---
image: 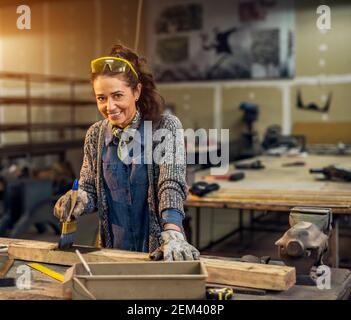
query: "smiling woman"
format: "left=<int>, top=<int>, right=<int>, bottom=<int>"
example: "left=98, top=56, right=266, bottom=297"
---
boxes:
left=93, top=75, right=141, bottom=128
left=53, top=43, right=200, bottom=262
left=91, top=45, right=164, bottom=125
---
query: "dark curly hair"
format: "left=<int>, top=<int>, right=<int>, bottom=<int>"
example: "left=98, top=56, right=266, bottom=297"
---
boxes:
left=91, top=43, right=164, bottom=123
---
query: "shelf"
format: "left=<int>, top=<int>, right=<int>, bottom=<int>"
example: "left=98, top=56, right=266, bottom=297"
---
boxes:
left=0, top=71, right=89, bottom=84
left=0, top=71, right=94, bottom=160
left=0, top=96, right=95, bottom=106
left=0, top=140, right=84, bottom=158
left=0, top=123, right=91, bottom=132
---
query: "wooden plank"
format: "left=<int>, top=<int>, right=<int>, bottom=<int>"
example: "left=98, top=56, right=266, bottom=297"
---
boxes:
left=0, top=238, right=295, bottom=291
left=202, top=258, right=295, bottom=291
left=0, top=255, right=14, bottom=278
left=2, top=239, right=149, bottom=265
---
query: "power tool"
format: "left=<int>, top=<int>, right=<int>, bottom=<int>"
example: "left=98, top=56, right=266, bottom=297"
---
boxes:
left=189, top=181, right=220, bottom=197
left=310, top=165, right=351, bottom=182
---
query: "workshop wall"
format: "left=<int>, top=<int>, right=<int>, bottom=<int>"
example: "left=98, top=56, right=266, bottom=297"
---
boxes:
left=295, top=0, right=351, bottom=76
left=222, top=87, right=282, bottom=141
left=290, top=0, right=351, bottom=143
left=0, top=0, right=146, bottom=75
left=291, top=83, right=351, bottom=123
left=157, top=1, right=351, bottom=144
left=1, top=1, right=350, bottom=144
left=159, top=87, right=214, bottom=130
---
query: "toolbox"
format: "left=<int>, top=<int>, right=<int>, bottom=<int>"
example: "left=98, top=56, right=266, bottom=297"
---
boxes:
left=63, top=260, right=208, bottom=300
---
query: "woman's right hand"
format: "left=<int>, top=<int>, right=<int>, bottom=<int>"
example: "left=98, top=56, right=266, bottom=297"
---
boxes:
left=53, top=189, right=89, bottom=222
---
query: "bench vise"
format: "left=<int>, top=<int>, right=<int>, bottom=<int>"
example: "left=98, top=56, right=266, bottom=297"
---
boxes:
left=275, top=207, right=332, bottom=276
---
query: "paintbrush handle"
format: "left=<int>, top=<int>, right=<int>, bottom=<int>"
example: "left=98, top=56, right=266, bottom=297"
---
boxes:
left=66, top=189, right=78, bottom=222
left=66, top=179, right=79, bottom=222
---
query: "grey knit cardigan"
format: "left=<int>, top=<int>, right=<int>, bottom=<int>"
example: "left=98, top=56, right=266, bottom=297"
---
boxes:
left=78, top=114, right=188, bottom=252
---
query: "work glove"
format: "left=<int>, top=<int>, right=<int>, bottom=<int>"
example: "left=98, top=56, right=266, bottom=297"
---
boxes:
left=150, top=230, right=200, bottom=261
left=53, top=189, right=89, bottom=222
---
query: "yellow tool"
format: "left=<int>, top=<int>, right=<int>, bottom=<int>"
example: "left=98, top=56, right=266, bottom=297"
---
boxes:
left=206, top=287, right=234, bottom=300
left=27, top=263, right=64, bottom=282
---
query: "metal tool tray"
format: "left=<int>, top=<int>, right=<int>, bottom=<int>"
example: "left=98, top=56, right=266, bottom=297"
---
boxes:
left=63, top=260, right=207, bottom=300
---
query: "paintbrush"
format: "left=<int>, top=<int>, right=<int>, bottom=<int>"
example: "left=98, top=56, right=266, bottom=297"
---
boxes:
left=58, top=179, right=78, bottom=250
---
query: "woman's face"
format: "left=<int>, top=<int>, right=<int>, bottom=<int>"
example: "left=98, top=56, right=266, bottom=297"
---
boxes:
left=93, top=75, right=141, bottom=128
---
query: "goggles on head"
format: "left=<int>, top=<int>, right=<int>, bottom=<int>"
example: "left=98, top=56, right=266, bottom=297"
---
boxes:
left=90, top=56, right=138, bottom=79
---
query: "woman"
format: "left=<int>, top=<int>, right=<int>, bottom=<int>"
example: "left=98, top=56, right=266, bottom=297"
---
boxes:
left=54, top=44, right=200, bottom=261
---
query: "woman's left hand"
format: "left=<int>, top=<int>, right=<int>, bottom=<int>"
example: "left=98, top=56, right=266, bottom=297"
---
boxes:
left=149, top=230, right=200, bottom=261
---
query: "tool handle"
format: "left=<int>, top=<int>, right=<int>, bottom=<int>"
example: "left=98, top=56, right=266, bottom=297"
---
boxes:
left=66, top=179, right=79, bottom=222
left=235, top=160, right=264, bottom=170
left=309, top=168, right=325, bottom=174
left=211, top=175, right=228, bottom=180
left=229, top=172, right=245, bottom=181
left=207, top=183, right=220, bottom=193
left=75, top=249, right=93, bottom=276
left=202, top=175, right=230, bottom=180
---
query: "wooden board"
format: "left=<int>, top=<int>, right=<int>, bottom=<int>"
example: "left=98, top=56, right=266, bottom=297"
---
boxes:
left=202, top=258, right=296, bottom=291
left=0, top=238, right=295, bottom=291
left=293, top=122, right=351, bottom=144
left=2, top=238, right=149, bottom=265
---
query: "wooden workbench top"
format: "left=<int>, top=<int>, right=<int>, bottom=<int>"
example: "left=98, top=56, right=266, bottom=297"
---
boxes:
left=186, top=155, right=351, bottom=213
left=1, top=253, right=350, bottom=300
left=0, top=237, right=296, bottom=296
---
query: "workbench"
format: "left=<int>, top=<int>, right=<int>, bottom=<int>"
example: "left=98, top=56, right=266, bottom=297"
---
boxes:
left=1, top=254, right=350, bottom=300
left=235, top=267, right=351, bottom=300
left=185, top=155, right=351, bottom=267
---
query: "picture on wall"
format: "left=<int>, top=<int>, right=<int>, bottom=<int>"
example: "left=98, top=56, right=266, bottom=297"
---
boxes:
left=147, top=0, right=295, bottom=82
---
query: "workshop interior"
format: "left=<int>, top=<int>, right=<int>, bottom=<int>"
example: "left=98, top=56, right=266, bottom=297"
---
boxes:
left=0, top=0, right=351, bottom=301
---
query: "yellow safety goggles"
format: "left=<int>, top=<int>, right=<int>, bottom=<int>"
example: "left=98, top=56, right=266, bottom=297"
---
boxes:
left=90, top=56, right=138, bottom=79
